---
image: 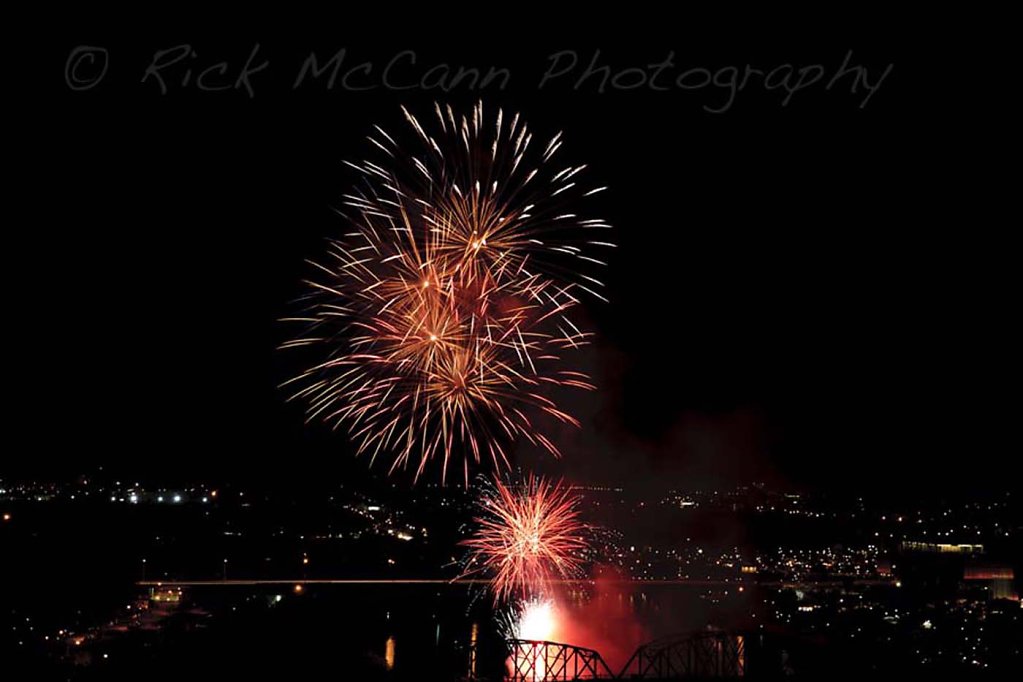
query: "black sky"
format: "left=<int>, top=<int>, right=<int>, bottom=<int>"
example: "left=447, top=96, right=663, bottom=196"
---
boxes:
left=8, top=23, right=1016, bottom=497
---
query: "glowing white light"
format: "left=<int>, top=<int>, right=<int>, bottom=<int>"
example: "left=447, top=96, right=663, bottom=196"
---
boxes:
left=516, top=598, right=556, bottom=641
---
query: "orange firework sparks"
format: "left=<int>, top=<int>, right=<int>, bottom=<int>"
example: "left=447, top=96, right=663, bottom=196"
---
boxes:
left=282, top=102, right=610, bottom=483
left=461, top=475, right=587, bottom=602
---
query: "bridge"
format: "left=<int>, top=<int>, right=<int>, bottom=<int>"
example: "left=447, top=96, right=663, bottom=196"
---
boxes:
left=618, top=632, right=746, bottom=678
left=506, top=639, right=616, bottom=681
left=137, top=577, right=890, bottom=588
left=500, top=631, right=748, bottom=680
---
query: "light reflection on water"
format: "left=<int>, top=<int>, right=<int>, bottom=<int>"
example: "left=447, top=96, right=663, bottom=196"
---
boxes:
left=470, top=622, right=479, bottom=677
left=384, top=635, right=395, bottom=671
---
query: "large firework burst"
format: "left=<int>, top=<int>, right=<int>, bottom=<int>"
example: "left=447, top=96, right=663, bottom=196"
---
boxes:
left=282, top=102, right=610, bottom=482
left=461, top=475, right=588, bottom=603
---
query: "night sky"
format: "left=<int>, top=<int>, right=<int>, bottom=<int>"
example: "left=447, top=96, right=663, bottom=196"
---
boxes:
left=9, top=25, right=1014, bottom=496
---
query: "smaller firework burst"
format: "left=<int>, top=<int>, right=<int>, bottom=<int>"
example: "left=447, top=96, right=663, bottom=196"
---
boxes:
left=461, top=475, right=588, bottom=603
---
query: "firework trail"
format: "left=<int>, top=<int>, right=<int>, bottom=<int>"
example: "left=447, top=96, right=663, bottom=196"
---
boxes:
left=461, top=474, right=588, bottom=603
left=282, top=102, right=610, bottom=483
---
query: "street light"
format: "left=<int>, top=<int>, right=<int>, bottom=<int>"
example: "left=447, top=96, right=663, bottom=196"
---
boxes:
left=223, top=558, right=228, bottom=581
left=141, top=558, right=147, bottom=582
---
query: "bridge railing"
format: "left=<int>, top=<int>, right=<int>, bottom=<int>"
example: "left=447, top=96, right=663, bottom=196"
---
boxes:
left=505, top=639, right=616, bottom=681
left=618, top=632, right=746, bottom=679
